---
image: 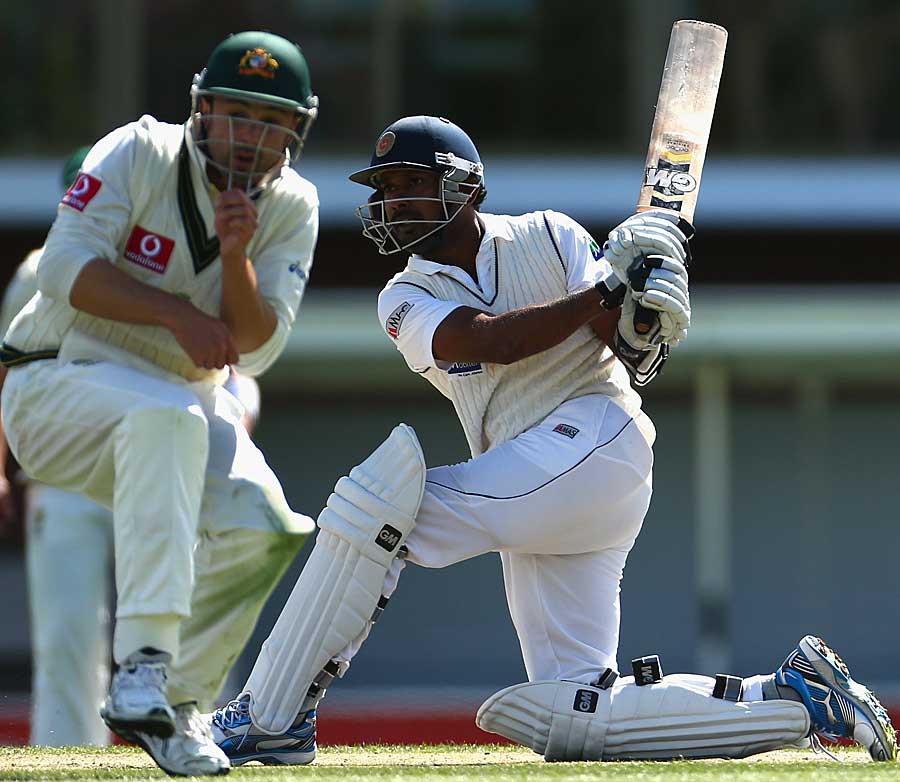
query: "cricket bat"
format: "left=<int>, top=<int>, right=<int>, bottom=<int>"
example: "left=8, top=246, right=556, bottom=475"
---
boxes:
left=632, top=19, right=728, bottom=334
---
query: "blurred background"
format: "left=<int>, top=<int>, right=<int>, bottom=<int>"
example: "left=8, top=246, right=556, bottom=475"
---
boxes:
left=1, top=0, right=899, bottom=745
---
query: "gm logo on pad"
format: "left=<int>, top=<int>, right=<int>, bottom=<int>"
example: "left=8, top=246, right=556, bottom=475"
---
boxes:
left=375, top=524, right=402, bottom=552
left=573, top=689, right=598, bottom=713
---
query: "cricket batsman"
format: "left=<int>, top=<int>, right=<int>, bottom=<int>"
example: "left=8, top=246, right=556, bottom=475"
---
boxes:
left=0, top=31, right=320, bottom=776
left=207, top=116, right=896, bottom=766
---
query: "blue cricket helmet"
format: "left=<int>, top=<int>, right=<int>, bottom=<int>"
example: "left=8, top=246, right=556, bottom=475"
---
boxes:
left=350, top=116, right=486, bottom=255
left=349, top=116, right=484, bottom=188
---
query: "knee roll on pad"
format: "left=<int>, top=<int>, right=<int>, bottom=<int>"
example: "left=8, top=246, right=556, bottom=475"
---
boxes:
left=245, top=424, right=425, bottom=734
left=477, top=675, right=810, bottom=761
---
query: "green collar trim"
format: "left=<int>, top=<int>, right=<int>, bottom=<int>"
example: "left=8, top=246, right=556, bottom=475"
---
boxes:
left=177, top=141, right=220, bottom=274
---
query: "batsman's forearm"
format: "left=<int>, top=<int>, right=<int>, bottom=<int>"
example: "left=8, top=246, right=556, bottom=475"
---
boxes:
left=219, top=253, right=277, bottom=353
left=69, top=258, right=190, bottom=328
left=466, top=287, right=610, bottom=365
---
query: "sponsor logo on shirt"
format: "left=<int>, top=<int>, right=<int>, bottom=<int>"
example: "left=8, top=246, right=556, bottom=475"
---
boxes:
left=385, top=301, right=413, bottom=339
left=124, top=226, right=175, bottom=274
left=288, top=261, right=308, bottom=282
left=61, top=173, right=102, bottom=212
left=447, top=362, right=482, bottom=376
left=553, top=423, right=580, bottom=438
left=589, top=238, right=603, bottom=261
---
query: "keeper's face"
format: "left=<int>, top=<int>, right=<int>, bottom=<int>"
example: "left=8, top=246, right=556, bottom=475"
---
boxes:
left=200, top=97, right=299, bottom=190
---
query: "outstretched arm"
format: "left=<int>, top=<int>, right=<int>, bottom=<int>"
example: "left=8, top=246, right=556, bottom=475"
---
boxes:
left=432, top=284, right=621, bottom=366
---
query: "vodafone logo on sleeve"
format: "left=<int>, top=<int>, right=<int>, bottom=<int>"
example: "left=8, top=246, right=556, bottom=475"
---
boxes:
left=124, top=226, right=175, bottom=273
left=61, top=173, right=102, bottom=212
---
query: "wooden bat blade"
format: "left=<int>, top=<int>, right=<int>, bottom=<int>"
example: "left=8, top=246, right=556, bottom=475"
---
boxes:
left=637, top=20, right=727, bottom=224
left=632, top=19, right=727, bottom=336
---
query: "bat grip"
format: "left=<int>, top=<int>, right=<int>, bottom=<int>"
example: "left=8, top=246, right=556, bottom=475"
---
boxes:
left=633, top=302, right=657, bottom=335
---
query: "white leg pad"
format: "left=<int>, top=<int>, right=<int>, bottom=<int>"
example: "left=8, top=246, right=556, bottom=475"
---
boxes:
left=477, top=675, right=810, bottom=761
left=245, top=424, right=425, bottom=734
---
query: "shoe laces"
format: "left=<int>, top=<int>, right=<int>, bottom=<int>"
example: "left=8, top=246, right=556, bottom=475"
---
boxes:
left=809, top=732, right=842, bottom=762
left=217, top=695, right=251, bottom=730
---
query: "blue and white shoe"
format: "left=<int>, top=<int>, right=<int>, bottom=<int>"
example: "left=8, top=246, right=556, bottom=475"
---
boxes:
left=209, top=694, right=316, bottom=766
left=777, top=635, right=897, bottom=761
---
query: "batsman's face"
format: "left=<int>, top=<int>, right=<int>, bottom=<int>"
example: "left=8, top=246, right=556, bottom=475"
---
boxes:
left=200, top=97, right=299, bottom=190
left=375, top=169, right=442, bottom=245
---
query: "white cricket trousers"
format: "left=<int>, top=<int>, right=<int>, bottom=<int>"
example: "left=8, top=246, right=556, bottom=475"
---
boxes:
left=334, top=394, right=652, bottom=683
left=26, top=485, right=113, bottom=746
left=243, top=394, right=653, bottom=730
left=3, top=349, right=311, bottom=707
left=405, top=394, right=654, bottom=681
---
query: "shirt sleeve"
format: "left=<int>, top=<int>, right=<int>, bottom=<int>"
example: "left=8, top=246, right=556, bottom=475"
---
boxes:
left=377, top=282, right=463, bottom=373
left=235, top=194, right=319, bottom=377
left=37, top=120, right=142, bottom=302
left=544, top=210, right=617, bottom=294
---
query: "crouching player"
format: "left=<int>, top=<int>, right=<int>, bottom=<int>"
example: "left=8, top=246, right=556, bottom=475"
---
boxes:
left=207, top=116, right=896, bottom=765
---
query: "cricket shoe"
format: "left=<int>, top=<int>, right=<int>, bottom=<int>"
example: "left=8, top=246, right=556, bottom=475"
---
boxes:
left=100, top=660, right=175, bottom=738
left=776, top=635, right=897, bottom=761
left=210, top=693, right=316, bottom=765
left=122, top=702, right=230, bottom=777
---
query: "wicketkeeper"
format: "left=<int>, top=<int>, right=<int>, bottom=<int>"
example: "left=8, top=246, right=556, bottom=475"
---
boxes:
left=0, top=30, right=321, bottom=776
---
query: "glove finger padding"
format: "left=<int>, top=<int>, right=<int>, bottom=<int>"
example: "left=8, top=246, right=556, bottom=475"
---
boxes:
left=604, top=212, right=691, bottom=285
left=619, top=209, right=691, bottom=247
left=636, top=289, right=690, bottom=334
left=606, top=225, right=688, bottom=265
left=629, top=255, right=688, bottom=290
left=638, top=278, right=690, bottom=312
left=604, top=231, right=687, bottom=286
left=656, top=310, right=688, bottom=345
left=638, top=270, right=689, bottom=306
left=648, top=265, right=690, bottom=290
left=628, top=255, right=690, bottom=325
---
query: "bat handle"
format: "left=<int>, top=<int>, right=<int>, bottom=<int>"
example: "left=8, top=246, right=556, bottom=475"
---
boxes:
left=633, top=302, right=657, bottom=335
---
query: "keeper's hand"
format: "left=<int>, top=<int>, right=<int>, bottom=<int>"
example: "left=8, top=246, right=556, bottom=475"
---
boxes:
left=603, top=210, right=691, bottom=287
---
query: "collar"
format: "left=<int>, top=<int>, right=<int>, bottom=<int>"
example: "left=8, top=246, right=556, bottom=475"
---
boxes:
left=477, top=212, right=516, bottom=243
left=407, top=212, right=512, bottom=275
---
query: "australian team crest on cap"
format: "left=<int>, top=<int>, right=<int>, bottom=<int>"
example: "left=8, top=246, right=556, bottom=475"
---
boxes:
left=375, top=131, right=396, bottom=157
left=239, top=48, right=279, bottom=79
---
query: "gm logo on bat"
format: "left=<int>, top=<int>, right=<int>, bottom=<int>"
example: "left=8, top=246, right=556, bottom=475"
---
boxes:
left=644, top=167, right=697, bottom=194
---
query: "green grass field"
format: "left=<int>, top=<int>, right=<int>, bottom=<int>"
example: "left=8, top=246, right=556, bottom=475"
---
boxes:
left=0, top=744, right=893, bottom=782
